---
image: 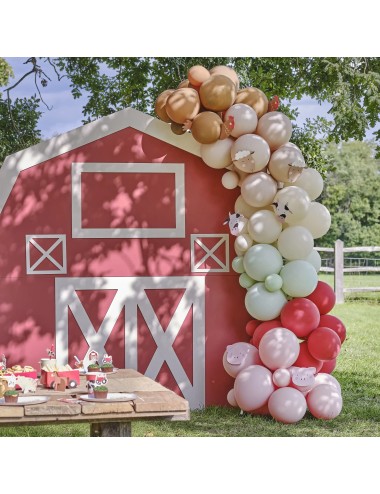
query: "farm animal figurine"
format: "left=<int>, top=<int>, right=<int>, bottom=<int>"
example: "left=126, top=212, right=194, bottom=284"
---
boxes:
left=102, top=353, right=113, bottom=365
left=272, top=201, right=292, bottom=223
left=89, top=350, right=99, bottom=364
left=232, top=149, right=256, bottom=173
left=0, top=354, right=6, bottom=371
left=1, top=374, right=17, bottom=389
left=15, top=376, right=38, bottom=394
left=220, top=115, right=235, bottom=139
left=289, top=366, right=316, bottom=395
left=223, top=212, right=248, bottom=236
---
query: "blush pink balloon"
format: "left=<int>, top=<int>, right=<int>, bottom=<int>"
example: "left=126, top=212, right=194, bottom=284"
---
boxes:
left=234, top=365, right=275, bottom=412
left=223, top=342, right=261, bottom=378
left=307, top=384, right=343, bottom=420
left=273, top=368, right=291, bottom=388
left=268, top=387, right=307, bottom=423
left=227, top=389, right=238, bottom=407
left=259, top=327, right=300, bottom=371
left=313, top=373, right=341, bottom=394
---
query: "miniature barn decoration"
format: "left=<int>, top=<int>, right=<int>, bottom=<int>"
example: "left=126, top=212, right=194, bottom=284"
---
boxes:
left=0, top=108, right=249, bottom=409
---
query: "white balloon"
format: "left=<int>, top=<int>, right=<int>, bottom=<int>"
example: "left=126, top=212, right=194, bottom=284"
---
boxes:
left=284, top=168, right=324, bottom=201
left=248, top=210, right=283, bottom=244
left=222, top=171, right=239, bottom=189
left=256, top=111, right=292, bottom=151
left=245, top=282, right=287, bottom=321
left=243, top=244, right=283, bottom=281
left=224, top=103, right=258, bottom=138
left=200, top=138, right=234, bottom=169
left=272, top=186, right=310, bottom=224
left=294, top=202, right=331, bottom=239
left=277, top=225, right=314, bottom=261
left=304, top=249, right=322, bottom=272
left=280, top=260, right=318, bottom=297
left=231, top=134, right=271, bottom=173
left=241, top=172, right=278, bottom=208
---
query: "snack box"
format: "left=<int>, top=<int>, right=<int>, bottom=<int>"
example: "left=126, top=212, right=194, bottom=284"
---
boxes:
left=40, top=369, right=80, bottom=389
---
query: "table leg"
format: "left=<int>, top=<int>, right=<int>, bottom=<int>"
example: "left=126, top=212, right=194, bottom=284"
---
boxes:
left=90, top=422, right=132, bottom=437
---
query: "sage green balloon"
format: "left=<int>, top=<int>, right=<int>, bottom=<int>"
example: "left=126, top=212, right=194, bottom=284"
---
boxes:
left=280, top=260, right=318, bottom=297
left=243, top=244, right=283, bottom=281
left=245, top=282, right=287, bottom=321
left=232, top=256, right=245, bottom=274
left=239, top=273, right=255, bottom=289
left=265, top=274, right=283, bottom=292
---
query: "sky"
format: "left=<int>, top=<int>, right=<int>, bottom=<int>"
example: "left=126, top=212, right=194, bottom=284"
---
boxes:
left=3, top=56, right=342, bottom=141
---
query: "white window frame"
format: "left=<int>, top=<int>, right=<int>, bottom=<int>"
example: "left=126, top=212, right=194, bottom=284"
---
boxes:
left=25, top=234, right=67, bottom=275
left=71, top=162, right=185, bottom=239
left=190, top=234, right=230, bottom=273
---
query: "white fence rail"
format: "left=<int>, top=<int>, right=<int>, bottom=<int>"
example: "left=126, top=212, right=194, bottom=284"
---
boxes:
left=315, top=240, right=380, bottom=303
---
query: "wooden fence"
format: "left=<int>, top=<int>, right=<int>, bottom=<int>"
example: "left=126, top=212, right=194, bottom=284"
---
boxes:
left=316, top=240, right=380, bottom=303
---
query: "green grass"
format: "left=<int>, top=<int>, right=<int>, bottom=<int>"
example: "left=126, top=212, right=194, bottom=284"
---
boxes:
left=319, top=273, right=380, bottom=303
left=0, top=303, right=379, bottom=437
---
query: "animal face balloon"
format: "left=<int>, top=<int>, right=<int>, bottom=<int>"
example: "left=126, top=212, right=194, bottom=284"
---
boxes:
left=289, top=366, right=316, bottom=394
left=272, top=186, right=310, bottom=224
left=223, top=212, right=248, bottom=236
left=222, top=342, right=260, bottom=378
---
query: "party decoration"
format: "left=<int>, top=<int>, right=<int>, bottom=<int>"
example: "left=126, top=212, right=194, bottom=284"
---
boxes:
left=268, top=387, right=307, bottom=423
left=307, top=384, right=343, bottom=420
left=307, top=327, right=342, bottom=361
left=259, top=327, right=300, bottom=371
left=223, top=342, right=260, bottom=378
left=154, top=62, right=346, bottom=423
left=234, top=365, right=274, bottom=411
left=280, top=298, right=320, bottom=338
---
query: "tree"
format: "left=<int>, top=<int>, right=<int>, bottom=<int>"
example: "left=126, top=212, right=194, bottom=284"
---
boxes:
left=319, top=141, right=380, bottom=247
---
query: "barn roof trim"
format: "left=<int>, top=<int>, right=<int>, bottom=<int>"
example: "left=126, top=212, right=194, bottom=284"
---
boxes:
left=0, top=107, right=201, bottom=213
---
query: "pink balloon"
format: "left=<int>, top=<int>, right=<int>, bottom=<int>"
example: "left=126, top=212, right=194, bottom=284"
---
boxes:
left=307, top=384, right=343, bottom=420
left=223, top=342, right=261, bottom=378
left=234, top=365, right=275, bottom=411
left=273, top=368, right=291, bottom=387
left=259, top=327, right=300, bottom=371
left=227, top=389, right=238, bottom=407
left=268, top=387, right=307, bottom=423
left=313, top=373, right=341, bottom=394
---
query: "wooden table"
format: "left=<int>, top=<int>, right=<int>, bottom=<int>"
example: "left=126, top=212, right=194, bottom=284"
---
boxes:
left=0, top=369, right=190, bottom=436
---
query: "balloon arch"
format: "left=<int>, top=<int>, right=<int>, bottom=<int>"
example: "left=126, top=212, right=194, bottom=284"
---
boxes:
left=155, top=64, right=345, bottom=423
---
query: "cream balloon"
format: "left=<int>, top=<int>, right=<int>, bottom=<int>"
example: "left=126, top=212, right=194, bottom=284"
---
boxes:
left=243, top=244, right=283, bottom=281
left=273, top=368, right=291, bottom=387
left=294, top=202, right=331, bottom=239
left=268, top=387, right=307, bottom=423
left=248, top=210, right=283, bottom=244
left=277, top=225, right=314, bottom=261
left=307, top=384, right=343, bottom=420
left=231, top=134, right=270, bottom=173
left=304, top=249, right=322, bottom=272
left=222, top=171, right=239, bottom=189
left=241, top=172, right=278, bottom=208
left=235, top=195, right=272, bottom=218
left=272, top=186, right=310, bottom=224
left=234, top=365, right=275, bottom=411
left=200, top=138, right=234, bottom=169
left=259, top=328, right=300, bottom=371
left=268, top=144, right=305, bottom=183
left=245, top=283, right=287, bottom=321
left=280, top=260, right=319, bottom=297
left=284, top=167, right=324, bottom=201
left=224, top=103, right=258, bottom=138
left=256, top=111, right=292, bottom=151
left=235, top=234, right=253, bottom=253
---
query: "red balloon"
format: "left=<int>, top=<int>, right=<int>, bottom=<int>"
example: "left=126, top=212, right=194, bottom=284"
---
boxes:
left=306, top=281, right=336, bottom=314
left=319, top=314, right=346, bottom=343
left=307, top=327, right=341, bottom=361
left=251, top=319, right=282, bottom=347
left=293, top=341, right=323, bottom=372
left=320, top=358, right=337, bottom=374
left=246, top=319, right=261, bottom=337
left=280, top=298, right=320, bottom=338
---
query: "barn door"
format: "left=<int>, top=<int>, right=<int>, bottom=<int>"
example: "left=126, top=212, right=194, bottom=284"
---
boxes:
left=55, top=276, right=205, bottom=408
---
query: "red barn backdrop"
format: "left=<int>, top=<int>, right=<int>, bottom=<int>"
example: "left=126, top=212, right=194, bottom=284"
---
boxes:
left=0, top=108, right=249, bottom=408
